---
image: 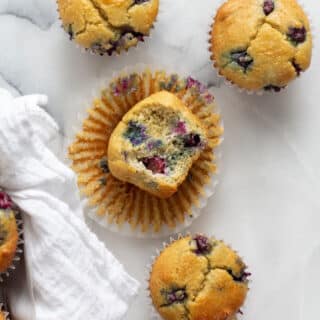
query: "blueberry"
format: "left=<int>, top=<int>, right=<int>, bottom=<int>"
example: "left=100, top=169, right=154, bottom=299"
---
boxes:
left=190, top=235, right=212, bottom=254
left=165, top=289, right=187, bottom=304
left=287, top=26, right=307, bottom=45
left=141, top=156, right=166, bottom=174
left=0, top=192, right=13, bottom=210
left=230, top=50, right=253, bottom=71
left=184, top=133, right=201, bottom=148
left=263, top=0, right=274, bottom=15
left=124, top=121, right=148, bottom=146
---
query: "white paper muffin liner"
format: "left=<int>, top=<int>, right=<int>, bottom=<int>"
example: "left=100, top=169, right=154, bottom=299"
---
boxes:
left=145, top=233, right=250, bottom=320
left=0, top=211, right=24, bottom=283
left=56, top=0, right=162, bottom=57
left=67, top=64, right=224, bottom=238
left=208, top=0, right=315, bottom=95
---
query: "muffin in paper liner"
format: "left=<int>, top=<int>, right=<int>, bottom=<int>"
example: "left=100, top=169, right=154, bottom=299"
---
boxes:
left=68, top=68, right=223, bottom=237
left=145, top=233, right=251, bottom=320
left=208, top=0, right=314, bottom=95
left=56, top=0, right=160, bottom=56
left=0, top=190, right=24, bottom=283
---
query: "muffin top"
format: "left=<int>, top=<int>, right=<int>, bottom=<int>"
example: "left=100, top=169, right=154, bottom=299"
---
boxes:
left=210, top=0, right=312, bottom=91
left=0, top=192, right=19, bottom=274
left=149, top=235, right=249, bottom=320
left=57, top=0, right=159, bottom=55
left=108, top=91, right=208, bottom=199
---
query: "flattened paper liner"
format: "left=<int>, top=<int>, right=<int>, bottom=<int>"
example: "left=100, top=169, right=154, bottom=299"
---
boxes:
left=0, top=211, right=23, bottom=283
left=68, top=67, right=223, bottom=238
left=145, top=233, right=250, bottom=320
left=208, top=0, right=314, bottom=95
left=56, top=0, right=161, bottom=57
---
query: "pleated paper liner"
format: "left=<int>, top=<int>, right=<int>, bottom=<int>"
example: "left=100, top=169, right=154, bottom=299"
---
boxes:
left=145, top=233, right=250, bottom=320
left=208, top=0, right=314, bottom=95
left=68, top=68, right=223, bottom=238
left=0, top=210, right=24, bottom=283
left=56, top=0, right=161, bottom=57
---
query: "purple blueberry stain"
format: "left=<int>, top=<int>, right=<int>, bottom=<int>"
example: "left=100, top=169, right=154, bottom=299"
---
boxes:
left=0, top=192, right=14, bottom=210
left=141, top=156, right=166, bottom=174
left=263, top=0, right=274, bottom=15
left=147, top=139, right=163, bottom=151
left=112, top=73, right=139, bottom=96
left=123, top=121, right=148, bottom=146
left=230, top=50, right=253, bottom=71
left=173, top=121, right=187, bottom=135
left=190, top=234, right=212, bottom=255
left=287, top=26, right=307, bottom=45
left=186, top=77, right=207, bottom=94
left=183, top=133, right=201, bottom=148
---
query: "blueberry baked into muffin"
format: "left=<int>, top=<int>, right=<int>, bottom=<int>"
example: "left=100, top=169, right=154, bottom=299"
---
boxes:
left=69, top=70, right=223, bottom=233
left=108, top=91, right=208, bottom=199
left=0, top=191, right=19, bottom=274
left=149, top=235, right=250, bottom=320
left=210, top=0, right=312, bottom=92
left=57, top=0, right=159, bottom=55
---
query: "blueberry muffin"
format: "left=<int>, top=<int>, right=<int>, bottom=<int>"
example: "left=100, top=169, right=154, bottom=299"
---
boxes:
left=57, top=0, right=159, bottom=55
left=108, top=91, right=208, bottom=199
left=210, top=0, right=312, bottom=92
left=149, top=235, right=249, bottom=320
left=69, top=70, right=223, bottom=233
left=0, top=192, right=19, bottom=274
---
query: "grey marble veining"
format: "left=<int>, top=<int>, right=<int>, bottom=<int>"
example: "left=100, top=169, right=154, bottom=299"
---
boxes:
left=0, top=0, right=320, bottom=319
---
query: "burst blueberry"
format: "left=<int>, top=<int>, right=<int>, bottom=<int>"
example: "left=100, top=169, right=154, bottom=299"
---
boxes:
left=184, top=133, right=201, bottom=148
left=230, top=50, right=253, bottom=71
left=190, top=234, right=212, bottom=254
left=287, top=26, right=307, bottom=45
left=141, top=156, right=166, bottom=174
left=0, top=192, right=13, bottom=210
left=124, top=121, right=148, bottom=145
left=263, top=0, right=274, bottom=15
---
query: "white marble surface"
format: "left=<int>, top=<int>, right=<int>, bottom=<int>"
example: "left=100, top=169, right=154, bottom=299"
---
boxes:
left=0, top=0, right=320, bottom=319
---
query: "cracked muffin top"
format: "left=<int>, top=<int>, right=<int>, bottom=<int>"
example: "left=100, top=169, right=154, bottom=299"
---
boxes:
left=0, top=191, right=19, bottom=274
left=210, top=0, right=312, bottom=92
left=149, top=235, right=249, bottom=320
left=57, top=0, right=159, bottom=55
left=108, top=91, right=208, bottom=199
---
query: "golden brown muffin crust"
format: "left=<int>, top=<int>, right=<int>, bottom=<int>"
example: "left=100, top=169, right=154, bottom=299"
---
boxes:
left=57, top=0, right=159, bottom=55
left=149, top=235, right=249, bottom=320
left=210, top=0, right=312, bottom=91
left=0, top=208, right=18, bottom=273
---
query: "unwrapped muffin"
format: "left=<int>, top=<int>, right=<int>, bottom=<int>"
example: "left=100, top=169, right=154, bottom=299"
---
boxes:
left=210, top=0, right=312, bottom=92
left=108, top=91, right=208, bottom=199
left=57, top=0, right=159, bottom=55
left=149, top=235, right=250, bottom=320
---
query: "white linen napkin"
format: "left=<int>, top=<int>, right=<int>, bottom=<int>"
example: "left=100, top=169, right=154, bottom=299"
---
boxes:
left=0, top=89, right=140, bottom=320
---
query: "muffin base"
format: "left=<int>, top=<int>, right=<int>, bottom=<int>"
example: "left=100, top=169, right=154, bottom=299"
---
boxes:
left=68, top=67, right=223, bottom=237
